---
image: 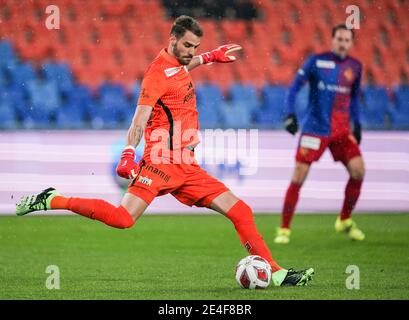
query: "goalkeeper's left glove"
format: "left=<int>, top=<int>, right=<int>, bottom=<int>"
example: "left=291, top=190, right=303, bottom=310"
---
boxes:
left=116, top=146, right=140, bottom=180
left=353, top=122, right=362, bottom=145
left=199, top=44, right=242, bottom=65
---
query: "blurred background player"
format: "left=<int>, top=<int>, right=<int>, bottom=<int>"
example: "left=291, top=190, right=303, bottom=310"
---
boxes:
left=275, top=24, right=365, bottom=244
left=15, top=16, right=314, bottom=287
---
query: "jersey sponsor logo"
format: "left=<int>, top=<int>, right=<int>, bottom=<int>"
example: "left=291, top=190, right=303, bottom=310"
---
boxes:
left=316, top=59, right=336, bottom=69
left=326, top=84, right=350, bottom=94
left=300, top=135, right=321, bottom=150
left=318, top=81, right=351, bottom=94
left=164, top=66, right=184, bottom=78
left=137, top=175, right=153, bottom=186
left=182, top=82, right=195, bottom=104
left=140, top=88, right=151, bottom=99
left=183, top=89, right=195, bottom=104
left=144, top=164, right=171, bottom=182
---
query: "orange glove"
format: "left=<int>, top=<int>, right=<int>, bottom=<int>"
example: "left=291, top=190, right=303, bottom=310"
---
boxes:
left=116, top=146, right=140, bottom=180
left=199, top=44, right=242, bottom=65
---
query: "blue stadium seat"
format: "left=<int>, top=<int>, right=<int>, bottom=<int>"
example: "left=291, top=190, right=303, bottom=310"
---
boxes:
left=99, top=82, right=126, bottom=97
left=9, top=62, right=37, bottom=91
left=221, top=104, right=252, bottom=128
left=92, top=105, right=123, bottom=129
left=97, top=82, right=130, bottom=127
left=255, top=85, right=286, bottom=127
left=0, top=85, right=26, bottom=118
left=27, top=79, right=61, bottom=113
left=56, top=102, right=86, bottom=129
left=229, top=83, right=260, bottom=114
left=99, top=83, right=128, bottom=107
left=196, top=83, right=224, bottom=128
left=42, top=62, right=74, bottom=94
left=19, top=80, right=61, bottom=128
left=362, top=86, right=389, bottom=129
left=65, top=84, right=94, bottom=117
left=85, top=100, right=100, bottom=123
left=0, top=103, right=17, bottom=129
left=123, top=82, right=141, bottom=126
left=21, top=106, right=53, bottom=129
left=391, top=85, right=409, bottom=128
left=0, top=41, right=16, bottom=69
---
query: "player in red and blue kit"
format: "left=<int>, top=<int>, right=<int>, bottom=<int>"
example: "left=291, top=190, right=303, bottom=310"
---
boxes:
left=274, top=24, right=366, bottom=244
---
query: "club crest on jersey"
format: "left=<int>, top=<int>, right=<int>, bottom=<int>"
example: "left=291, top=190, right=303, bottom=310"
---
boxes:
left=344, top=67, right=354, bottom=82
left=137, top=175, right=153, bottom=186
left=164, top=66, right=184, bottom=78
left=316, top=60, right=336, bottom=69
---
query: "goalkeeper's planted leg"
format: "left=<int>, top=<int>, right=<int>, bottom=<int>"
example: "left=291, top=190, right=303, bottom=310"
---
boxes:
left=218, top=194, right=314, bottom=286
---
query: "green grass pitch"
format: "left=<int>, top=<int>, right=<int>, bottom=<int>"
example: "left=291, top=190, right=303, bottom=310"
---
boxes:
left=1, top=213, right=408, bottom=300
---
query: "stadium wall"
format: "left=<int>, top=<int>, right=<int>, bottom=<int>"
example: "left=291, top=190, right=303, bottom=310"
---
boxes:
left=1, top=130, right=408, bottom=215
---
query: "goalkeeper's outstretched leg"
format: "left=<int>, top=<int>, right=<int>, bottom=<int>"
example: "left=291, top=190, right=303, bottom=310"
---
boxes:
left=16, top=187, right=148, bottom=229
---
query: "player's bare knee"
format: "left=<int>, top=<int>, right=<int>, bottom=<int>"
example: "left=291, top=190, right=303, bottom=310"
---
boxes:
left=292, top=163, right=310, bottom=185
left=292, top=176, right=305, bottom=185
left=350, top=166, right=365, bottom=180
left=348, top=158, right=365, bottom=180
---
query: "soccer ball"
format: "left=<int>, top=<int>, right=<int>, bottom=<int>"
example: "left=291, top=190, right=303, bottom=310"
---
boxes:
left=235, top=255, right=272, bottom=289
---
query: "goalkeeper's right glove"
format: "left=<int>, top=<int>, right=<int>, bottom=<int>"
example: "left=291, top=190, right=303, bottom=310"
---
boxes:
left=116, top=146, right=140, bottom=180
left=284, top=113, right=299, bottom=135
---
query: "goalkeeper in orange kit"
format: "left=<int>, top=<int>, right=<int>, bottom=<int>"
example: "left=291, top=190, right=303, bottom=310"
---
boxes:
left=16, top=16, right=314, bottom=286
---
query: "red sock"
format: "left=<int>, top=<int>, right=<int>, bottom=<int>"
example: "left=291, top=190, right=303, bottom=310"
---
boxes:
left=281, top=182, right=302, bottom=229
left=340, top=178, right=363, bottom=221
left=51, top=196, right=134, bottom=229
left=226, top=200, right=282, bottom=272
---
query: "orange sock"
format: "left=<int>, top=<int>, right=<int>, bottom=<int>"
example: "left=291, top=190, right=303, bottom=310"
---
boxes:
left=51, top=196, right=70, bottom=209
left=226, top=200, right=282, bottom=272
left=51, top=196, right=134, bottom=229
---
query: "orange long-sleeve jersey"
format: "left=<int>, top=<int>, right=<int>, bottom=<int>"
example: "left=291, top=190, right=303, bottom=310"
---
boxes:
left=137, top=48, right=200, bottom=158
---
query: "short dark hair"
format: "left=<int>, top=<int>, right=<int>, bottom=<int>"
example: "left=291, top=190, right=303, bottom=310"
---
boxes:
left=170, top=15, right=203, bottom=39
left=332, top=24, right=354, bottom=39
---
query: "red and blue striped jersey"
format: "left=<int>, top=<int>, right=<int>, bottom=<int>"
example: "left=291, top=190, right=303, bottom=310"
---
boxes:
left=285, top=51, right=362, bottom=137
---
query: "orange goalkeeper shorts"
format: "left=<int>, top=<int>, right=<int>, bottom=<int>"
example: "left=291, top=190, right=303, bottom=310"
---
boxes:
left=127, top=152, right=229, bottom=207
